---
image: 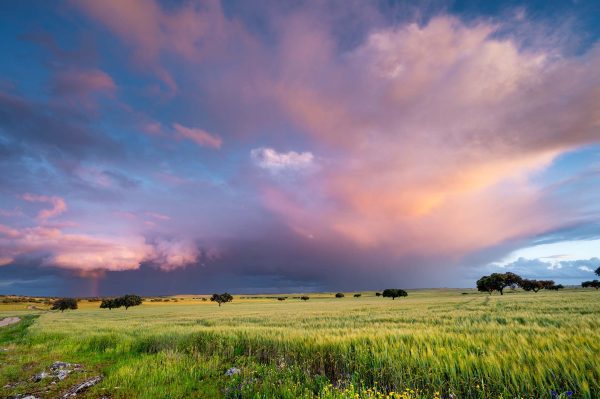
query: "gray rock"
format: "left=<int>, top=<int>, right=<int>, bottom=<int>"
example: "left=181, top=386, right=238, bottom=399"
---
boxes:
left=61, top=376, right=102, bottom=398
left=56, top=369, right=70, bottom=380
left=50, top=361, right=81, bottom=371
left=225, top=367, right=241, bottom=376
left=33, top=371, right=49, bottom=382
left=32, top=361, right=83, bottom=383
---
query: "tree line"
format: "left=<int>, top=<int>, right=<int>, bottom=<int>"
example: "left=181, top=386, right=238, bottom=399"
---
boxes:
left=476, top=272, right=563, bottom=295
left=581, top=266, right=600, bottom=289
left=477, top=266, right=600, bottom=295
left=100, top=294, right=143, bottom=310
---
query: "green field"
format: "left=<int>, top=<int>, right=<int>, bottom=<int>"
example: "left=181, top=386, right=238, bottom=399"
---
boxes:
left=1, top=289, right=598, bottom=398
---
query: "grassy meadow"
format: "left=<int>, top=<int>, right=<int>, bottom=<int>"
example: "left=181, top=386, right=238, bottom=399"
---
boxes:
left=0, top=289, right=598, bottom=398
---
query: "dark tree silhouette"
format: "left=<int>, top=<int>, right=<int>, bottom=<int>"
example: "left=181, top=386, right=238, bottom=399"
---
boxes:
left=354, top=293, right=361, bottom=298
left=382, top=289, right=408, bottom=300
left=335, top=292, right=345, bottom=298
left=375, top=292, right=381, bottom=297
left=100, top=298, right=118, bottom=309
left=210, top=293, right=233, bottom=306
left=100, top=295, right=142, bottom=310
left=596, top=266, right=600, bottom=277
left=582, top=280, right=600, bottom=289
left=51, top=298, right=78, bottom=312
left=118, top=294, right=142, bottom=309
left=521, top=279, right=556, bottom=292
left=476, top=272, right=522, bottom=295
left=520, top=279, right=543, bottom=292
left=300, top=296, right=310, bottom=301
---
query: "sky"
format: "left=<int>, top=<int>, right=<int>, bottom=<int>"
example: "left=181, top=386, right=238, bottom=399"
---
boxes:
left=0, top=0, right=599, bottom=296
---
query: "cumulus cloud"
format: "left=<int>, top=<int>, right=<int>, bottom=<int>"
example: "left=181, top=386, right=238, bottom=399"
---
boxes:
left=173, top=123, right=222, bottom=149
left=0, top=197, right=202, bottom=274
left=259, top=15, right=600, bottom=255
left=0, top=223, right=152, bottom=273
left=251, top=147, right=315, bottom=172
left=148, top=238, right=200, bottom=271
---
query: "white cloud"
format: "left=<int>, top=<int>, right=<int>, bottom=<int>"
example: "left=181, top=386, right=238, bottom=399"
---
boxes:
left=251, top=147, right=315, bottom=172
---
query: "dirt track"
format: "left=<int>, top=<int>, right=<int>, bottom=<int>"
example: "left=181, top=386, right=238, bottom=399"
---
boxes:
left=0, top=317, right=20, bottom=327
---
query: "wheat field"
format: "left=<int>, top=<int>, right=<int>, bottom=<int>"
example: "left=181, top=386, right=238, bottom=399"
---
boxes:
left=1, top=289, right=598, bottom=398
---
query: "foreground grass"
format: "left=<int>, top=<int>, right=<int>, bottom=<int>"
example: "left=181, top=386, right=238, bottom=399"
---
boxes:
left=0, top=289, right=598, bottom=398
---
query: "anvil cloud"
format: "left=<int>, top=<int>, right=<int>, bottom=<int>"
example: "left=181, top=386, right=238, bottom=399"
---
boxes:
left=0, top=0, right=599, bottom=295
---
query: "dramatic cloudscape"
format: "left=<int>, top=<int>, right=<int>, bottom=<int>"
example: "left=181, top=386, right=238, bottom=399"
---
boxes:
left=0, top=0, right=599, bottom=296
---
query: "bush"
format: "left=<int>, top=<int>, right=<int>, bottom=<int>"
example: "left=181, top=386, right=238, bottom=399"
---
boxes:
left=335, top=292, right=345, bottom=298
left=277, top=297, right=286, bottom=301
left=300, top=296, right=310, bottom=301
left=51, top=298, right=78, bottom=312
left=354, top=293, right=361, bottom=298
left=382, top=289, right=408, bottom=300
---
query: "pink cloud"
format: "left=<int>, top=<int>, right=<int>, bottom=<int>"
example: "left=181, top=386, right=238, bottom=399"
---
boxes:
left=53, top=68, right=116, bottom=97
left=0, top=198, right=201, bottom=273
left=148, top=238, right=199, bottom=271
left=22, top=193, right=67, bottom=222
left=255, top=16, right=600, bottom=258
left=173, top=123, right=222, bottom=149
left=71, top=0, right=253, bottom=94
left=146, top=212, right=171, bottom=221
left=0, top=224, right=152, bottom=272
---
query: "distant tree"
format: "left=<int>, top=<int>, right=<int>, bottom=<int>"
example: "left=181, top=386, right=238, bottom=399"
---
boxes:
left=51, top=298, right=78, bottom=312
left=375, top=292, right=381, bottom=297
left=382, top=289, right=408, bottom=300
left=100, top=298, right=119, bottom=310
left=596, top=266, right=600, bottom=277
left=300, top=296, right=310, bottom=301
left=546, top=284, right=564, bottom=291
left=117, top=294, right=143, bottom=309
left=520, top=279, right=555, bottom=292
left=335, top=292, right=345, bottom=298
left=539, top=280, right=556, bottom=290
left=210, top=293, right=233, bottom=306
left=582, top=280, right=600, bottom=289
left=476, top=272, right=522, bottom=295
left=354, top=293, right=361, bottom=298
left=520, top=279, right=543, bottom=292
left=277, top=297, right=286, bottom=301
